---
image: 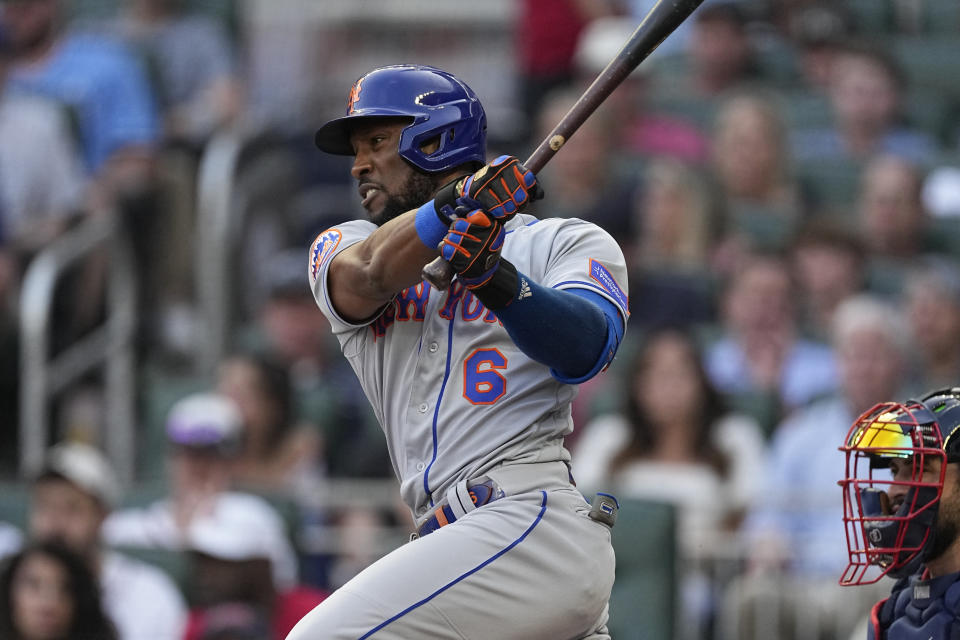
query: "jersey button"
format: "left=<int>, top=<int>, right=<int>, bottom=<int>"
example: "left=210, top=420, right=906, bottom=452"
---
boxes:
left=428, top=342, right=439, bottom=353
left=418, top=403, right=428, bottom=413
left=416, top=462, right=425, bottom=472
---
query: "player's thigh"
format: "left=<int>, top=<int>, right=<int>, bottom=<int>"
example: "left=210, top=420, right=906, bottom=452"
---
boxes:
left=427, top=488, right=615, bottom=639
left=288, top=489, right=613, bottom=639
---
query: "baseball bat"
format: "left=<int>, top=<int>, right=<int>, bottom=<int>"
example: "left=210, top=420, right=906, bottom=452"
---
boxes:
left=421, top=0, right=706, bottom=290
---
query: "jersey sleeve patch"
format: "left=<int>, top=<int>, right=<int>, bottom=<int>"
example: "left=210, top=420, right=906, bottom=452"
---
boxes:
left=589, top=259, right=628, bottom=310
left=309, top=228, right=343, bottom=285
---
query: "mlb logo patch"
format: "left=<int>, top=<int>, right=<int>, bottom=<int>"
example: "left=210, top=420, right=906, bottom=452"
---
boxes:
left=309, top=229, right=342, bottom=285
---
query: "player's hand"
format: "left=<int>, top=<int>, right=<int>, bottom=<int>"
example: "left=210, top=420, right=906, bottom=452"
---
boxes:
left=439, top=208, right=506, bottom=289
left=435, top=155, right=543, bottom=222
left=439, top=209, right=520, bottom=309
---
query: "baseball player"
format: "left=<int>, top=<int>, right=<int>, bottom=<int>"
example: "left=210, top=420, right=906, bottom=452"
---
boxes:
left=839, top=388, right=960, bottom=638
left=290, top=65, right=628, bottom=639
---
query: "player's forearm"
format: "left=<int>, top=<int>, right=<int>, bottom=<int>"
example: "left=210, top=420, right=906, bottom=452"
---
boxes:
left=495, top=276, right=624, bottom=383
left=329, top=209, right=439, bottom=319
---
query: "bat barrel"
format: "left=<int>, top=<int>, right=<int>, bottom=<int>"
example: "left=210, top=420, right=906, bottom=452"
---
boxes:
left=425, top=0, right=706, bottom=290
left=526, top=0, right=705, bottom=173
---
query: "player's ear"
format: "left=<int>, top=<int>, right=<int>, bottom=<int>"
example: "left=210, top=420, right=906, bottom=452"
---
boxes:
left=420, top=136, right=442, bottom=155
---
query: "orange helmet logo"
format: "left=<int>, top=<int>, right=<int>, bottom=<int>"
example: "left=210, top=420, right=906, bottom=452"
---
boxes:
left=347, top=77, right=364, bottom=114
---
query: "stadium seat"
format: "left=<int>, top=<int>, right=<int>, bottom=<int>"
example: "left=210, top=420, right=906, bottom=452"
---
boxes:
left=921, top=0, right=960, bottom=33
left=606, top=498, right=677, bottom=640
left=904, top=89, right=954, bottom=147
left=893, top=37, right=960, bottom=100
left=844, top=0, right=895, bottom=33
left=110, top=544, right=191, bottom=595
left=925, top=216, right=960, bottom=256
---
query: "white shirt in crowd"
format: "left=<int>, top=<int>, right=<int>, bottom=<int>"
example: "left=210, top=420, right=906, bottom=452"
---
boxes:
left=102, top=491, right=298, bottom=590
left=573, top=412, right=767, bottom=550
left=0, top=93, right=86, bottom=238
left=101, top=551, right=188, bottom=640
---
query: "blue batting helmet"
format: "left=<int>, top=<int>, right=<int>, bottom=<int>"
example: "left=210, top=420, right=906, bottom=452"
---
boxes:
left=314, top=64, right=487, bottom=173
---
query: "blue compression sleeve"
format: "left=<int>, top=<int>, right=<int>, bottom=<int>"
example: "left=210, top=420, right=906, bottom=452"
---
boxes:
left=492, top=274, right=625, bottom=383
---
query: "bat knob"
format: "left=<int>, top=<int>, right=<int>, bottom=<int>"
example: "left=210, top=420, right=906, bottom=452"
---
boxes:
left=422, top=257, right=454, bottom=291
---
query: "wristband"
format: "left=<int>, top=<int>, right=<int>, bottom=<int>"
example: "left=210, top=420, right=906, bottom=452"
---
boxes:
left=470, top=259, right=519, bottom=311
left=414, top=200, right=452, bottom=249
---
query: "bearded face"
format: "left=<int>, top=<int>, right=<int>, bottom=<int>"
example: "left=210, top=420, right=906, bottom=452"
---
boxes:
left=367, top=166, right=442, bottom=227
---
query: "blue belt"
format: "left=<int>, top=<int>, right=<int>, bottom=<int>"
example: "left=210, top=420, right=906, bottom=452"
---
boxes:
left=417, top=478, right=504, bottom=537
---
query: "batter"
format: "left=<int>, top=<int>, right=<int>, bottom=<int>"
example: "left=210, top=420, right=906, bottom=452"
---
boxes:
left=289, top=64, right=628, bottom=639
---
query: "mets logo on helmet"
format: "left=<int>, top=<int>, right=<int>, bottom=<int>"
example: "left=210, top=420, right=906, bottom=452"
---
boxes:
left=309, top=229, right=343, bottom=286
left=347, top=77, right=364, bottom=114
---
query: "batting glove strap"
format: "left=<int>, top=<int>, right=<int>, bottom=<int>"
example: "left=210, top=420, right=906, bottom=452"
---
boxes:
left=432, top=176, right=466, bottom=223
left=469, top=258, right=519, bottom=311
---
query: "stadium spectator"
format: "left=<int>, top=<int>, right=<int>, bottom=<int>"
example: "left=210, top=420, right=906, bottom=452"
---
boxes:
left=29, top=441, right=188, bottom=640
left=711, top=91, right=807, bottom=251
left=791, top=43, right=937, bottom=164
left=240, top=249, right=390, bottom=479
left=788, top=221, right=867, bottom=341
left=102, top=392, right=299, bottom=592
left=572, top=16, right=708, bottom=164
left=573, top=327, right=766, bottom=631
left=626, top=157, right=717, bottom=331
left=0, top=37, right=86, bottom=255
left=780, top=2, right=853, bottom=91
left=1, top=0, right=159, bottom=191
left=0, top=521, right=21, bottom=560
left=215, top=352, right=322, bottom=496
left=574, top=327, right=766, bottom=537
left=902, top=257, right=960, bottom=393
left=514, top=0, right=616, bottom=142
left=532, top=87, right=637, bottom=243
left=0, top=540, right=118, bottom=640
left=857, top=153, right=929, bottom=297
left=705, top=251, right=838, bottom=433
left=182, top=517, right=327, bottom=640
left=111, top=0, right=243, bottom=145
left=651, top=1, right=764, bottom=111
left=731, top=295, right=909, bottom=638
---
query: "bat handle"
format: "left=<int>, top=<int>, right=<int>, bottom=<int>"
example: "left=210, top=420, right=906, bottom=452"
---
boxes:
left=421, top=151, right=546, bottom=290
left=422, top=256, right=454, bottom=291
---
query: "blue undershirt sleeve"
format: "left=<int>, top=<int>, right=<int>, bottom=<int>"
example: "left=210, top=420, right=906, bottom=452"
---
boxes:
left=491, top=273, right=625, bottom=383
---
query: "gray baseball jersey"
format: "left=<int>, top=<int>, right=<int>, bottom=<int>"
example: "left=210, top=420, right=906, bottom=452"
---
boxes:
left=308, top=213, right=629, bottom=522
left=298, top=212, right=628, bottom=639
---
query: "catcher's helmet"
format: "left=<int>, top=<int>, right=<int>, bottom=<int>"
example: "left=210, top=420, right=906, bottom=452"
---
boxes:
left=838, top=388, right=960, bottom=585
left=314, top=64, right=487, bottom=173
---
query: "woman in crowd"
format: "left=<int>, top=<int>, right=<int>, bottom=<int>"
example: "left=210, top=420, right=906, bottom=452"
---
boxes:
left=0, top=541, right=117, bottom=640
left=574, top=327, right=767, bottom=542
left=216, top=352, right=322, bottom=496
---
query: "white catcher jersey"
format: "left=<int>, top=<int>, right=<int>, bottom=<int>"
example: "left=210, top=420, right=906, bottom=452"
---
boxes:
left=308, top=213, right=629, bottom=522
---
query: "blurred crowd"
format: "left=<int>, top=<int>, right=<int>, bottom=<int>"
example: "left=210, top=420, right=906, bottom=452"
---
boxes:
left=1, top=0, right=960, bottom=638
